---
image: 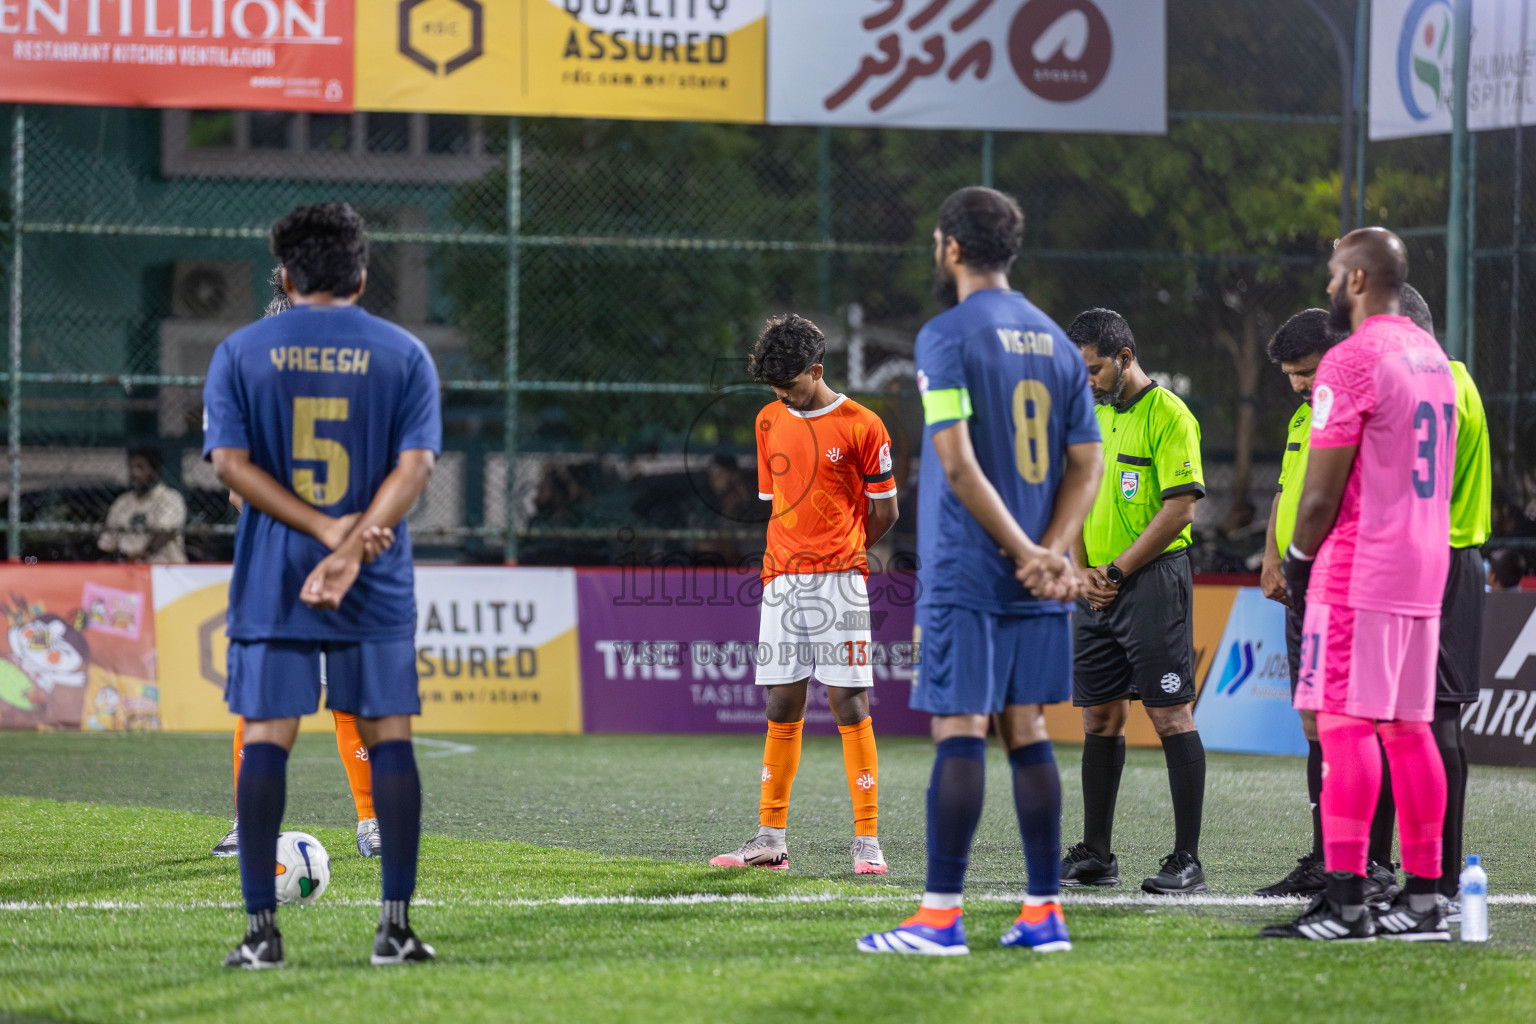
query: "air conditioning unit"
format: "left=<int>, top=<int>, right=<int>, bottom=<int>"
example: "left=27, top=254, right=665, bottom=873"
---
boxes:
left=171, top=261, right=252, bottom=320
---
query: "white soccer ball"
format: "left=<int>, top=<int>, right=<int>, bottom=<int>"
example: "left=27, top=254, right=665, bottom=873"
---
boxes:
left=274, top=831, right=330, bottom=905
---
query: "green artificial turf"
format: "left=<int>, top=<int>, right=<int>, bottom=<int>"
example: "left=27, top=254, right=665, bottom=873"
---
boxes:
left=1, top=733, right=1534, bottom=1023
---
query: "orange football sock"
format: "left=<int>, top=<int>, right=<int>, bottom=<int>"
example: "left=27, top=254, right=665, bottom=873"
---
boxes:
left=905, top=906, right=963, bottom=929
left=232, top=716, right=245, bottom=805
left=838, top=717, right=879, bottom=837
left=332, top=710, right=375, bottom=821
left=759, top=719, right=803, bottom=829
left=1017, top=902, right=1062, bottom=925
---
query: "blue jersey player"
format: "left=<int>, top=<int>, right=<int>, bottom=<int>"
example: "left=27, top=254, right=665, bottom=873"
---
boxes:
left=205, top=203, right=441, bottom=969
left=858, top=187, right=1103, bottom=956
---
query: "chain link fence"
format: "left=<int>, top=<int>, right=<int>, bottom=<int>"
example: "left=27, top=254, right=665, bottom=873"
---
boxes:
left=1, top=0, right=1529, bottom=571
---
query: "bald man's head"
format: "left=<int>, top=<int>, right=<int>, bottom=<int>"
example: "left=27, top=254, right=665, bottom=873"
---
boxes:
left=1326, top=227, right=1409, bottom=333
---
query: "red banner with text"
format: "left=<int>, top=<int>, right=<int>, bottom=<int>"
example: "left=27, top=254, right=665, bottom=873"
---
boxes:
left=0, top=0, right=353, bottom=110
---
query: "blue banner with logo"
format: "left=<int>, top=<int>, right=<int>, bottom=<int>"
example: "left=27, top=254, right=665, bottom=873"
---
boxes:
left=1192, top=587, right=1308, bottom=756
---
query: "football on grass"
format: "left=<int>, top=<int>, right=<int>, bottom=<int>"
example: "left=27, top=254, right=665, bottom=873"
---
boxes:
left=275, top=831, right=330, bottom=905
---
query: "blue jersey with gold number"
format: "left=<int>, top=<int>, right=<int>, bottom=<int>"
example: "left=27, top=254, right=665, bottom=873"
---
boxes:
left=202, top=304, right=442, bottom=641
left=914, top=289, right=1100, bottom=615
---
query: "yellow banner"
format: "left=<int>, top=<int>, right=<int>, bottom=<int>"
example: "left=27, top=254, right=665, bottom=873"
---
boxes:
left=153, top=566, right=582, bottom=734
left=355, top=0, right=766, bottom=122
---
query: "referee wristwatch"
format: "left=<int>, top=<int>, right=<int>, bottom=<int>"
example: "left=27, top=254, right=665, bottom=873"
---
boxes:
left=1104, top=563, right=1125, bottom=586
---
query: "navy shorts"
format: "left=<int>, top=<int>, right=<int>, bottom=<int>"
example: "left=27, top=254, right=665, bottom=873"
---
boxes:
left=910, top=605, right=1073, bottom=716
left=225, top=637, right=421, bottom=720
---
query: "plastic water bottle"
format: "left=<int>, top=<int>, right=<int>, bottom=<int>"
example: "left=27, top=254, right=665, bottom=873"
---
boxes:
left=1459, top=855, right=1489, bottom=942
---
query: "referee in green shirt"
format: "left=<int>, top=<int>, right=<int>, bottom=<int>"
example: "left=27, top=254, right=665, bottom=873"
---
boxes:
left=1061, top=308, right=1209, bottom=895
left=1400, top=284, right=1492, bottom=907
left=1255, top=308, right=1349, bottom=899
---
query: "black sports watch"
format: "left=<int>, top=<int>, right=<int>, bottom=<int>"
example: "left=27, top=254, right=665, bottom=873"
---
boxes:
left=1104, top=564, right=1125, bottom=586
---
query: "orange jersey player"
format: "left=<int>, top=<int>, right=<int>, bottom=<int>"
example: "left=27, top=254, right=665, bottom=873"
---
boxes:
left=709, top=313, right=899, bottom=875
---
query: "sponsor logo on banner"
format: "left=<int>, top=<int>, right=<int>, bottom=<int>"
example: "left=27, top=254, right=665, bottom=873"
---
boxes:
left=355, top=0, right=767, bottom=121
left=1192, top=587, right=1307, bottom=757
left=1461, top=591, right=1536, bottom=767
left=0, top=0, right=354, bottom=110
left=152, top=566, right=582, bottom=734
left=768, top=0, right=1164, bottom=132
left=1371, top=0, right=1536, bottom=140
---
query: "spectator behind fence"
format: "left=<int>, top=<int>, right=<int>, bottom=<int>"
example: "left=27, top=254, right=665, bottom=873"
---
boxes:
left=1487, top=548, right=1524, bottom=591
left=98, top=446, right=187, bottom=563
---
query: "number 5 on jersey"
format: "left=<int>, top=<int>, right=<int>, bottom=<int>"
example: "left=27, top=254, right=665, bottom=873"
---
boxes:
left=293, top=397, right=350, bottom=507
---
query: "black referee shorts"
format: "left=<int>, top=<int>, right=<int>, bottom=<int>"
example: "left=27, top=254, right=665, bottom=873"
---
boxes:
left=1073, top=550, right=1197, bottom=708
left=1437, top=545, right=1485, bottom=705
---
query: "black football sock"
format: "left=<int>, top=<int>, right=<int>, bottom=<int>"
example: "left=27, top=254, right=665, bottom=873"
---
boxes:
left=236, top=742, right=288, bottom=916
left=1008, top=740, right=1062, bottom=897
left=1307, top=739, right=1325, bottom=861
left=371, top=739, right=422, bottom=907
left=1433, top=705, right=1468, bottom=897
left=1161, top=729, right=1206, bottom=859
left=1368, top=739, right=1396, bottom=865
left=1325, top=870, right=1367, bottom=920
left=1080, top=733, right=1125, bottom=860
left=924, top=736, right=987, bottom=896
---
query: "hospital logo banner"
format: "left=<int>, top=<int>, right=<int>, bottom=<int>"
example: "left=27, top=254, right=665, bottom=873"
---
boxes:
left=1191, top=587, right=1307, bottom=757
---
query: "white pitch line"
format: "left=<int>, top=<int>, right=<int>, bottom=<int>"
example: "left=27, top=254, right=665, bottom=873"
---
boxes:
left=4, top=893, right=1535, bottom=912
left=412, top=737, right=477, bottom=759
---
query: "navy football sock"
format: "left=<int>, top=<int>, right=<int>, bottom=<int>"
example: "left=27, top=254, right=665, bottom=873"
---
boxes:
left=924, top=736, right=987, bottom=896
left=236, top=742, right=288, bottom=915
left=1008, top=740, right=1063, bottom=897
left=370, top=739, right=422, bottom=905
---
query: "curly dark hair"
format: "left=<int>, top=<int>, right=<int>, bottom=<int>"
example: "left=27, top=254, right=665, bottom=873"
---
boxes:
left=263, top=265, right=291, bottom=318
left=749, top=313, right=826, bottom=386
left=937, top=186, right=1024, bottom=273
left=1066, top=307, right=1136, bottom=359
left=269, top=202, right=368, bottom=297
left=1267, top=308, right=1341, bottom=365
left=1399, top=283, right=1435, bottom=336
left=126, top=445, right=163, bottom=473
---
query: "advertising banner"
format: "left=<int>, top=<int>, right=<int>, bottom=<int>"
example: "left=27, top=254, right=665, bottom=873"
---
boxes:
left=0, top=564, right=157, bottom=731
left=154, top=565, right=582, bottom=734
left=1461, top=590, right=1536, bottom=768
left=355, top=0, right=767, bottom=122
left=1191, top=587, right=1308, bottom=757
left=1370, top=0, right=1536, bottom=140
left=577, top=567, right=930, bottom=735
left=767, top=0, right=1165, bottom=133
left=0, top=0, right=354, bottom=111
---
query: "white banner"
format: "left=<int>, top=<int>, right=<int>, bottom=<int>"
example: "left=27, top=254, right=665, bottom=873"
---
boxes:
left=766, top=0, right=1165, bottom=133
left=1370, top=0, right=1536, bottom=140
left=152, top=565, right=582, bottom=733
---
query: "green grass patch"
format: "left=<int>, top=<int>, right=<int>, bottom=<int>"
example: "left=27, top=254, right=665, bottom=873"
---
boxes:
left=2, top=734, right=1535, bottom=1023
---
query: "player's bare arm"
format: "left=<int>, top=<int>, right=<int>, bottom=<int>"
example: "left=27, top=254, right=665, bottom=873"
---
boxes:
left=303, top=449, right=436, bottom=611
left=211, top=447, right=394, bottom=560
left=1289, top=444, right=1356, bottom=558
left=1260, top=491, right=1287, bottom=604
left=1087, top=493, right=1196, bottom=611
left=1037, top=440, right=1104, bottom=592
left=865, top=493, right=899, bottom=546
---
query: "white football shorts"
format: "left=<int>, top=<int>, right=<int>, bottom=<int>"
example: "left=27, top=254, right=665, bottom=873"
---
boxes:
left=755, top=570, right=874, bottom=688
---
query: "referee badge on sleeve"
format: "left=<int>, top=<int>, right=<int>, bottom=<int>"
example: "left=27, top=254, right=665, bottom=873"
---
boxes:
left=1120, top=470, right=1140, bottom=499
